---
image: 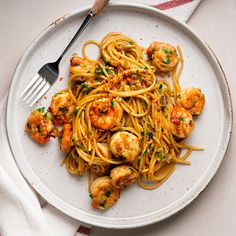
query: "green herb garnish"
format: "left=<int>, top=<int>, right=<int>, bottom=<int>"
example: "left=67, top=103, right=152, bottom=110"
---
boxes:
left=104, top=60, right=111, bottom=66
left=38, top=107, right=45, bottom=113
left=179, top=117, right=184, bottom=122
left=162, top=48, right=169, bottom=54
left=81, top=83, right=92, bottom=94
left=161, top=105, right=165, bottom=111
left=100, top=203, right=105, bottom=208
left=147, top=132, right=153, bottom=140
left=110, top=100, right=115, bottom=108
left=58, top=107, right=67, bottom=115
left=159, top=84, right=163, bottom=89
left=95, top=66, right=104, bottom=76
left=106, top=69, right=112, bottom=74
left=162, top=58, right=171, bottom=64
left=89, top=193, right=93, bottom=199
left=105, top=190, right=112, bottom=197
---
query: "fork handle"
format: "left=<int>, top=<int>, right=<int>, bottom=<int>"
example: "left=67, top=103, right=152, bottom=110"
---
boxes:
left=56, top=0, right=110, bottom=62
left=91, top=0, right=110, bottom=15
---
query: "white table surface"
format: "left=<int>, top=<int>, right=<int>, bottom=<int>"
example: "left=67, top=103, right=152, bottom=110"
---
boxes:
left=0, top=0, right=236, bottom=235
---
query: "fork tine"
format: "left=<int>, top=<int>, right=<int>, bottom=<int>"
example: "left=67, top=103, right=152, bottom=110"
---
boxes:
left=19, top=74, right=41, bottom=98
left=29, top=82, right=51, bottom=107
left=26, top=78, right=47, bottom=105
left=22, top=76, right=44, bottom=101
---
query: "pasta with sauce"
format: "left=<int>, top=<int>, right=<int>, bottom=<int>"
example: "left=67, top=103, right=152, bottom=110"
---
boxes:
left=25, top=32, right=205, bottom=209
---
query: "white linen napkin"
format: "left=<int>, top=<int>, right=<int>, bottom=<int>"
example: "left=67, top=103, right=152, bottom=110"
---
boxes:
left=0, top=1, right=201, bottom=235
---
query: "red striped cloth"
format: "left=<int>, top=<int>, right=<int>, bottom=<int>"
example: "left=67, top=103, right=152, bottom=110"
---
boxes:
left=153, top=0, right=193, bottom=10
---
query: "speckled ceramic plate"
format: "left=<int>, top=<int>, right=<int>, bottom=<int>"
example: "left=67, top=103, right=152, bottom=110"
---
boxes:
left=6, top=2, right=232, bottom=229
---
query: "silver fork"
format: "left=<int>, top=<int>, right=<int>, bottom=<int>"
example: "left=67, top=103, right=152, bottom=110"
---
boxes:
left=19, top=0, right=109, bottom=107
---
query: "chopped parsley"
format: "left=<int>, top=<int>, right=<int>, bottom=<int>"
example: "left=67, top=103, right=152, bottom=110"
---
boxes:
left=177, top=93, right=182, bottom=99
left=147, top=132, right=153, bottom=140
left=144, top=149, right=148, bottom=155
left=161, top=105, right=165, bottom=111
left=76, top=141, right=82, bottom=149
left=100, top=203, right=105, bottom=208
left=81, top=83, right=92, bottom=94
left=95, top=66, right=104, bottom=76
left=89, top=193, right=93, bottom=199
left=129, top=41, right=134, bottom=45
left=58, top=107, right=67, bottom=114
left=155, top=151, right=166, bottom=161
left=110, top=100, right=115, bottom=108
left=189, top=120, right=193, bottom=124
left=94, top=77, right=102, bottom=82
left=162, top=58, right=171, bottom=64
left=159, top=84, right=163, bottom=89
left=162, top=47, right=172, bottom=55
left=179, top=117, right=184, bottom=122
left=104, top=60, right=111, bottom=66
left=38, top=107, right=45, bottom=113
left=106, top=69, right=112, bottom=74
left=105, top=190, right=112, bottom=197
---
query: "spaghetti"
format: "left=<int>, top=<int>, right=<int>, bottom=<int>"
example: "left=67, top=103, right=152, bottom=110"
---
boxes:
left=25, top=32, right=205, bottom=210
left=63, top=32, right=204, bottom=189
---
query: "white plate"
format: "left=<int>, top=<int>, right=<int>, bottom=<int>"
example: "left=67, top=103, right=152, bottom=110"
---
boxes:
left=6, top=2, right=232, bottom=229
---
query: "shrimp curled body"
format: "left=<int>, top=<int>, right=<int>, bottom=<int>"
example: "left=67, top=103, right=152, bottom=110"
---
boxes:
left=90, top=176, right=120, bottom=209
left=89, top=98, right=123, bottom=130
left=176, top=87, right=205, bottom=116
left=110, top=165, right=139, bottom=189
left=25, top=109, right=54, bottom=144
left=170, top=106, right=195, bottom=138
left=110, top=131, right=140, bottom=162
left=147, top=42, right=179, bottom=73
left=50, top=91, right=75, bottom=125
left=59, top=123, right=72, bottom=153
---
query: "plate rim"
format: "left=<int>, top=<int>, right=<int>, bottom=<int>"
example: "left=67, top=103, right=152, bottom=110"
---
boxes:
left=6, top=2, right=233, bottom=229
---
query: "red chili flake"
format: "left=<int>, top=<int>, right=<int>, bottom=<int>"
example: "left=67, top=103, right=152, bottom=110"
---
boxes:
left=44, top=96, right=48, bottom=100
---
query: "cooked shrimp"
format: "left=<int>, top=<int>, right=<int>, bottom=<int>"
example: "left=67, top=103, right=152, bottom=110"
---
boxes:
left=59, top=123, right=72, bottom=152
left=110, top=131, right=140, bottom=162
left=90, top=176, right=120, bottom=210
left=97, top=143, right=112, bottom=159
left=50, top=91, right=75, bottom=125
left=25, top=108, right=54, bottom=144
left=110, top=165, right=138, bottom=189
left=170, top=106, right=195, bottom=138
left=70, top=54, right=95, bottom=75
left=147, top=42, right=179, bottom=73
left=89, top=98, right=123, bottom=130
left=176, top=87, right=205, bottom=116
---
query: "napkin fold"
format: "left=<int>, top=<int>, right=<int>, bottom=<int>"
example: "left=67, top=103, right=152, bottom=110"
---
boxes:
left=0, top=1, right=201, bottom=235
